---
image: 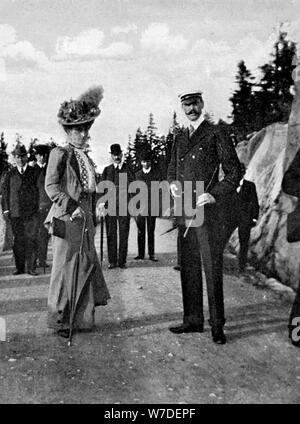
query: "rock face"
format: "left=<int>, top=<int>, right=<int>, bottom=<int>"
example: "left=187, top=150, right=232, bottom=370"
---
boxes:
left=229, top=73, right=300, bottom=290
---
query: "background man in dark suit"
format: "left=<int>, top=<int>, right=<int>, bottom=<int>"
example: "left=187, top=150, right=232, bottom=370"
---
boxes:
left=1, top=144, right=39, bottom=275
left=282, top=148, right=300, bottom=348
left=100, top=143, right=134, bottom=269
left=134, top=151, right=161, bottom=262
left=222, top=163, right=259, bottom=272
left=167, top=89, right=241, bottom=344
left=33, top=144, right=52, bottom=270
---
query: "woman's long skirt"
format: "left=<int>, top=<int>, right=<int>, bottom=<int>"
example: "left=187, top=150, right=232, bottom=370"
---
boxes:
left=47, top=196, right=110, bottom=331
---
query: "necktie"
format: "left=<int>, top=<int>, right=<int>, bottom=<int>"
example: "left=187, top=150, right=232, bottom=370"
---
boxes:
left=74, top=149, right=89, bottom=191
left=20, top=167, right=24, bottom=175
left=189, top=125, right=195, bottom=138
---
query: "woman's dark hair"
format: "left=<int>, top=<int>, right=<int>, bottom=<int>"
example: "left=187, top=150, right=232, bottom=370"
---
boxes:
left=62, top=121, right=93, bottom=134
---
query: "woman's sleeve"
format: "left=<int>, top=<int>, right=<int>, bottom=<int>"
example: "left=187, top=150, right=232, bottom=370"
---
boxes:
left=45, top=147, right=78, bottom=215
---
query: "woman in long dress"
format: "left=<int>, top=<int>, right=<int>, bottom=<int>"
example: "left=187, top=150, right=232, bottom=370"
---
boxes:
left=45, top=86, right=110, bottom=338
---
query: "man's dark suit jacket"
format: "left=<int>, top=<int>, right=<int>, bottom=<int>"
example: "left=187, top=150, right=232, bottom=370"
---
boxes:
left=135, top=166, right=162, bottom=214
left=1, top=166, right=39, bottom=218
left=167, top=119, right=242, bottom=225
left=282, top=148, right=300, bottom=198
left=34, top=165, right=52, bottom=211
left=101, top=162, right=135, bottom=214
left=238, top=179, right=259, bottom=225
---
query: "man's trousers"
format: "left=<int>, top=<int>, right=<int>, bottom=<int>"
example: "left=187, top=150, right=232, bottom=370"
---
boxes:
left=179, top=218, right=225, bottom=328
left=136, top=215, right=156, bottom=258
left=105, top=215, right=130, bottom=266
left=10, top=215, right=39, bottom=272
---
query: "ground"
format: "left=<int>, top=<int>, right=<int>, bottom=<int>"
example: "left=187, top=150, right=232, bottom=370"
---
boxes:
left=0, top=219, right=299, bottom=404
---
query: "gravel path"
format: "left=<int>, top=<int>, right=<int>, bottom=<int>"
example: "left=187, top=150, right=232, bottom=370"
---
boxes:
left=0, top=219, right=299, bottom=404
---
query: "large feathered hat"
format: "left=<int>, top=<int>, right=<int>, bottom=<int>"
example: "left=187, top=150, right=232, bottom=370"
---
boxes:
left=57, top=85, right=104, bottom=126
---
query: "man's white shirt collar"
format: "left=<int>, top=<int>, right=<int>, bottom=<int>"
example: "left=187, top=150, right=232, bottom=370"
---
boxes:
left=114, top=161, right=124, bottom=169
left=37, top=162, right=46, bottom=168
left=187, top=114, right=205, bottom=132
left=17, top=164, right=27, bottom=174
left=142, top=167, right=151, bottom=174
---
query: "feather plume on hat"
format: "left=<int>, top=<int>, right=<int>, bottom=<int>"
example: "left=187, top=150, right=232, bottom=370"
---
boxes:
left=58, top=85, right=104, bottom=126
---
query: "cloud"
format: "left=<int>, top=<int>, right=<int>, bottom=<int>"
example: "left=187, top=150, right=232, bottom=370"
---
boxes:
left=140, top=23, right=188, bottom=54
left=0, top=24, right=50, bottom=70
left=55, top=28, right=133, bottom=59
left=111, top=23, right=138, bottom=36
left=0, top=59, right=6, bottom=82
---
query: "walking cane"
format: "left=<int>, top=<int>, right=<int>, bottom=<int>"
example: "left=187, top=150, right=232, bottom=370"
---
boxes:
left=100, top=215, right=104, bottom=265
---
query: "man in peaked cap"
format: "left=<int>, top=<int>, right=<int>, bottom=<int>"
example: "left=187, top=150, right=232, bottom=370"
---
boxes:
left=99, top=143, right=135, bottom=269
left=1, top=144, right=39, bottom=275
left=167, top=89, right=242, bottom=344
left=32, top=144, right=52, bottom=270
left=134, top=150, right=162, bottom=262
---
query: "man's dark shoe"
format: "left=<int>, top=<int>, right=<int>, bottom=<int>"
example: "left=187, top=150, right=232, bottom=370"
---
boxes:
left=169, top=323, right=204, bottom=334
left=57, top=329, right=70, bottom=339
left=12, top=270, right=24, bottom=275
left=149, top=256, right=158, bottom=262
left=27, top=269, right=39, bottom=276
left=119, top=263, right=127, bottom=269
left=108, top=263, right=117, bottom=269
left=134, top=256, right=144, bottom=260
left=211, top=326, right=226, bottom=344
left=38, top=261, right=50, bottom=268
left=173, top=265, right=181, bottom=271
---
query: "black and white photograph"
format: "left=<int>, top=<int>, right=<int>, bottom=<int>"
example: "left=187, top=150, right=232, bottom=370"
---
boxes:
left=0, top=0, right=300, bottom=407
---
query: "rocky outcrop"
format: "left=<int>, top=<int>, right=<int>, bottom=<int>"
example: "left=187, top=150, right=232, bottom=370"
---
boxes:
left=229, top=71, right=300, bottom=290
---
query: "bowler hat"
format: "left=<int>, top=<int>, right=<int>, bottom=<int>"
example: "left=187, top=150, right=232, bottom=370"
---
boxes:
left=110, top=144, right=122, bottom=155
left=11, top=144, right=27, bottom=157
left=140, top=150, right=152, bottom=162
left=33, top=144, right=50, bottom=156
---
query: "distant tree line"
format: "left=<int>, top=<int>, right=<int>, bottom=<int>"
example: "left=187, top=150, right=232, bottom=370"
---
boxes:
left=230, top=29, right=296, bottom=142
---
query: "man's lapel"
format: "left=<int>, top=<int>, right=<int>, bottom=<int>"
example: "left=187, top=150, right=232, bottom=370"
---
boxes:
left=179, top=120, right=212, bottom=159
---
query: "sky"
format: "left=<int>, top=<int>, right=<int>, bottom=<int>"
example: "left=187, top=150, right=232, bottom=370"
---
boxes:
left=1, top=0, right=300, bottom=170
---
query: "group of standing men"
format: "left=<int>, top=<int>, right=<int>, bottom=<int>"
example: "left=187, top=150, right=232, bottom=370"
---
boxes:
left=99, top=144, right=161, bottom=269
left=1, top=144, right=52, bottom=275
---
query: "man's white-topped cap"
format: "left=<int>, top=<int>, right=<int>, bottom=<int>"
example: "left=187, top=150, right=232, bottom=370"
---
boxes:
left=178, top=89, right=203, bottom=102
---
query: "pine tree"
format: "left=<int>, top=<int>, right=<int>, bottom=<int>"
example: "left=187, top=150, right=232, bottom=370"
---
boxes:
left=229, top=60, right=255, bottom=141
left=255, top=30, right=296, bottom=125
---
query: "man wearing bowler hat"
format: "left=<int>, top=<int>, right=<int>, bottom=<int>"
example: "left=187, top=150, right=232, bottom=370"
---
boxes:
left=134, top=150, right=162, bottom=262
left=100, top=143, right=134, bottom=269
left=1, top=144, right=39, bottom=275
left=33, top=144, right=52, bottom=270
left=167, top=89, right=241, bottom=344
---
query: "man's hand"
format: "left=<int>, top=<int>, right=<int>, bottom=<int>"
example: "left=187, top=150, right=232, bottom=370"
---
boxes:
left=196, top=193, right=216, bottom=207
left=170, top=182, right=180, bottom=198
left=3, top=210, right=10, bottom=222
left=97, top=202, right=105, bottom=216
left=70, top=206, right=85, bottom=221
